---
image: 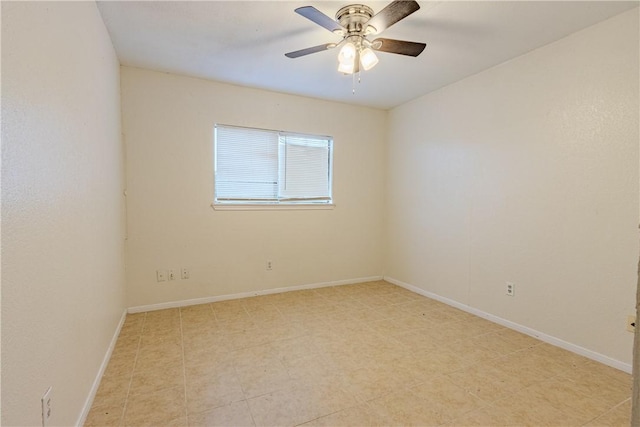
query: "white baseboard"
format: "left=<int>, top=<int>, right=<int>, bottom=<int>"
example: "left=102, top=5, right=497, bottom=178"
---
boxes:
left=76, top=309, right=128, bottom=427
left=127, top=276, right=384, bottom=314
left=384, top=276, right=632, bottom=374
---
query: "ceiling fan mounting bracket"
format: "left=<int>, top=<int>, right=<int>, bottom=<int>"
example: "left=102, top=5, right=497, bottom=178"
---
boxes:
left=336, top=4, right=375, bottom=35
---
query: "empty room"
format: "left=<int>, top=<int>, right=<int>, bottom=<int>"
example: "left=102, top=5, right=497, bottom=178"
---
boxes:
left=2, top=0, right=639, bottom=426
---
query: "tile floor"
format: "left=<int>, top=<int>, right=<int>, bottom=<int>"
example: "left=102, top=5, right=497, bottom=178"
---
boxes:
left=85, top=281, right=632, bottom=426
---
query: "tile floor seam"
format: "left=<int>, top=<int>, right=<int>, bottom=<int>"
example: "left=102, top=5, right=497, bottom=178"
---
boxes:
left=551, top=373, right=620, bottom=407
left=592, top=395, right=634, bottom=418
left=243, top=399, right=259, bottom=427
left=489, top=376, right=626, bottom=427
left=597, top=397, right=632, bottom=416
left=291, top=403, right=355, bottom=427
left=232, top=345, right=260, bottom=427
left=179, top=307, right=189, bottom=425
left=119, top=312, right=145, bottom=427
left=561, top=375, right=632, bottom=410
left=578, top=404, right=618, bottom=427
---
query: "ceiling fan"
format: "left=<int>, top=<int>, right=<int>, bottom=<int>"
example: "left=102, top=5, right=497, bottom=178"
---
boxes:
left=285, top=1, right=426, bottom=75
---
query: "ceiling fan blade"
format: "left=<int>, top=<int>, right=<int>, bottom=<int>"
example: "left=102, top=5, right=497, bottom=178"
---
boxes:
left=295, top=6, right=345, bottom=34
left=365, top=0, right=420, bottom=35
left=372, top=38, right=426, bottom=57
left=285, top=43, right=336, bottom=59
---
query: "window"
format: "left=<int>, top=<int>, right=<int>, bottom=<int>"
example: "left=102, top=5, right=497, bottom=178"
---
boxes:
left=214, top=124, right=333, bottom=207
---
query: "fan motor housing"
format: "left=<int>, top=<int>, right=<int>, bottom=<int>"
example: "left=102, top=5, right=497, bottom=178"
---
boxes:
left=336, top=4, right=374, bottom=34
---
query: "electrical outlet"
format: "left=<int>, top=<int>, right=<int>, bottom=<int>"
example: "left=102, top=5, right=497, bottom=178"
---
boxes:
left=266, top=260, right=273, bottom=271
left=156, top=270, right=167, bottom=282
left=506, top=282, right=515, bottom=296
left=168, top=269, right=176, bottom=281
left=627, top=315, right=636, bottom=333
left=181, top=268, right=190, bottom=280
left=41, top=387, right=52, bottom=427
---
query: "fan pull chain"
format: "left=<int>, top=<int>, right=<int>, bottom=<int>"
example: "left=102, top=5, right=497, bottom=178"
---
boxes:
left=351, top=71, right=362, bottom=95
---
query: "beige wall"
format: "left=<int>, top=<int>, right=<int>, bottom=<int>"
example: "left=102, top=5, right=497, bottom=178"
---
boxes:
left=386, top=9, right=639, bottom=365
left=121, top=67, right=387, bottom=308
left=1, top=2, right=126, bottom=426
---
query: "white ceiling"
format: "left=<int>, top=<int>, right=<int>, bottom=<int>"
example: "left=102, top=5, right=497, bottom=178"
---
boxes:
left=97, top=1, right=638, bottom=110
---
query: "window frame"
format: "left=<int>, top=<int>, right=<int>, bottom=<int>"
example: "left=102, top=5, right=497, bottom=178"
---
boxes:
left=213, top=124, right=335, bottom=210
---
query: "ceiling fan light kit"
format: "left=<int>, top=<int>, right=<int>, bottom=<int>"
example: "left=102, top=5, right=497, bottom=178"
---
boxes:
left=359, top=47, right=379, bottom=70
left=337, top=42, right=358, bottom=73
left=286, top=0, right=426, bottom=77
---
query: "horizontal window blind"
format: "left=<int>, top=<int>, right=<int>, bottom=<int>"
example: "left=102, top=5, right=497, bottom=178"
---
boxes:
left=279, top=134, right=331, bottom=201
left=215, top=124, right=332, bottom=205
left=215, top=126, right=279, bottom=201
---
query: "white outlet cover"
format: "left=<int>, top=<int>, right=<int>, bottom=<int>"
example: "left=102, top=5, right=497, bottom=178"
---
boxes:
left=506, top=282, right=515, bottom=296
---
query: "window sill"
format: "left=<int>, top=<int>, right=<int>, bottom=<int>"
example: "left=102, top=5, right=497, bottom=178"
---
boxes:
left=211, top=203, right=335, bottom=211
